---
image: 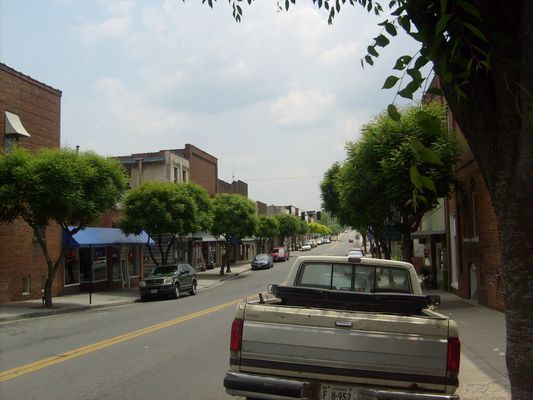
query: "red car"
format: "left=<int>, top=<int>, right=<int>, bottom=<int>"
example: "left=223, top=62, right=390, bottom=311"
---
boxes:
left=271, top=246, right=289, bottom=262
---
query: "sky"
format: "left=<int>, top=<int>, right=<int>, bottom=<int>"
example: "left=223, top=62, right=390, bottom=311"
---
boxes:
left=0, top=0, right=423, bottom=211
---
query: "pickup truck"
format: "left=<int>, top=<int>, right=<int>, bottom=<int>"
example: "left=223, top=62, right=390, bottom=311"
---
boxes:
left=224, top=255, right=460, bottom=400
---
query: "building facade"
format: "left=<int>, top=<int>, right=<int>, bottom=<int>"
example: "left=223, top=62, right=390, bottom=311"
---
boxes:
left=112, top=145, right=255, bottom=273
left=423, top=77, right=505, bottom=311
left=0, top=64, right=63, bottom=303
left=445, top=114, right=505, bottom=310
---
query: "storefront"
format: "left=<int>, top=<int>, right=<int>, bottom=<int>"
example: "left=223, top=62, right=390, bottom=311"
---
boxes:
left=63, top=227, right=153, bottom=294
left=190, top=234, right=220, bottom=271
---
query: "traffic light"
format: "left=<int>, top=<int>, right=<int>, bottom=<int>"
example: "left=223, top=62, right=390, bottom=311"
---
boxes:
left=300, top=211, right=305, bottom=220
left=317, top=211, right=321, bottom=220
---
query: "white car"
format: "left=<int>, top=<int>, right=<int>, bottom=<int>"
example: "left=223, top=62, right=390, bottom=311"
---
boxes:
left=301, top=243, right=312, bottom=251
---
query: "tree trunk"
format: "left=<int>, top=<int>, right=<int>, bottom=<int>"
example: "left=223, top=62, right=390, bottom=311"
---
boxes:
left=401, top=232, right=414, bottom=263
left=31, top=225, right=65, bottom=308
left=225, top=239, right=232, bottom=273
left=414, top=2, right=532, bottom=396
left=495, top=165, right=533, bottom=400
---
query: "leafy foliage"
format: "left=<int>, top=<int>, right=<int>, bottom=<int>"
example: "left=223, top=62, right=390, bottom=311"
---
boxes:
left=212, top=193, right=257, bottom=272
left=255, top=215, right=280, bottom=240
left=211, top=193, right=257, bottom=240
left=255, top=215, right=280, bottom=252
left=322, top=102, right=459, bottom=257
left=119, top=182, right=200, bottom=265
left=179, top=182, right=214, bottom=232
left=276, top=213, right=300, bottom=244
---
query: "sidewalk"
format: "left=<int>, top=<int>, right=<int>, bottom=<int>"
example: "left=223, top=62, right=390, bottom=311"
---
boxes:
left=0, top=266, right=511, bottom=399
left=0, top=262, right=251, bottom=323
left=426, top=290, right=511, bottom=399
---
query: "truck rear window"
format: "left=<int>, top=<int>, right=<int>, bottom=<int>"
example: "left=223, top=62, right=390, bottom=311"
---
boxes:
left=295, top=262, right=411, bottom=293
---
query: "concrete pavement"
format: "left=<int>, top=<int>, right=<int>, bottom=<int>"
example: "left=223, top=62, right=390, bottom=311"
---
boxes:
left=431, top=290, right=511, bottom=399
left=0, top=262, right=511, bottom=399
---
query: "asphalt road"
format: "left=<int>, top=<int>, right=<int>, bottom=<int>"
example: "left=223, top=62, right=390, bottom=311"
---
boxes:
left=0, top=240, right=350, bottom=400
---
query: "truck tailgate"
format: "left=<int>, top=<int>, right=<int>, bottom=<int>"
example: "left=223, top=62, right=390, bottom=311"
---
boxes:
left=236, top=304, right=456, bottom=393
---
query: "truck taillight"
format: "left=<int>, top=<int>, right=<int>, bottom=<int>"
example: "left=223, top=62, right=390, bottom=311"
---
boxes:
left=447, top=337, right=461, bottom=373
left=230, top=319, right=244, bottom=352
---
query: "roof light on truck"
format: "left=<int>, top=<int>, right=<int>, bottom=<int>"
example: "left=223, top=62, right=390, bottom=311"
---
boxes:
left=230, top=319, right=244, bottom=352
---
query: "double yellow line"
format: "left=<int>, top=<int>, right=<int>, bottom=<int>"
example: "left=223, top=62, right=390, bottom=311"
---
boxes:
left=0, top=297, right=244, bottom=382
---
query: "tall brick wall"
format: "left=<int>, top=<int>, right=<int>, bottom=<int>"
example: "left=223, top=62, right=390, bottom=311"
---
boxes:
left=449, top=144, right=505, bottom=311
left=182, top=144, right=218, bottom=196
left=0, top=64, right=62, bottom=303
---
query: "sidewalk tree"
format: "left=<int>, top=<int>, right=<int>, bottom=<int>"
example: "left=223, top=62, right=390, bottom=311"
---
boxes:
left=119, top=182, right=198, bottom=266
left=179, top=182, right=213, bottom=232
left=211, top=193, right=257, bottom=274
left=297, top=218, right=309, bottom=245
left=202, top=2, right=533, bottom=396
left=276, top=214, right=299, bottom=250
left=324, top=102, right=459, bottom=261
left=255, top=215, right=279, bottom=253
left=0, top=147, right=127, bottom=307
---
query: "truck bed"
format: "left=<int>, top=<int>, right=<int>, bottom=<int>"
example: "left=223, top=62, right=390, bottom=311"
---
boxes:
left=272, top=285, right=432, bottom=315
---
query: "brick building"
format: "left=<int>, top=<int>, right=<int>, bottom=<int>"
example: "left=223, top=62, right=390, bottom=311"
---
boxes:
left=112, top=145, right=253, bottom=272
left=422, top=77, right=504, bottom=311
left=445, top=115, right=505, bottom=311
left=0, top=63, right=62, bottom=303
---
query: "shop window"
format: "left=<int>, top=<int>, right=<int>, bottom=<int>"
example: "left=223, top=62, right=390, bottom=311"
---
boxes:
left=64, top=248, right=80, bottom=286
left=22, top=276, right=31, bottom=295
left=80, top=247, right=107, bottom=282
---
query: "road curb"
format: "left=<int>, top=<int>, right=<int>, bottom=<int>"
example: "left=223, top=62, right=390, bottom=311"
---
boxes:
left=0, top=299, right=138, bottom=323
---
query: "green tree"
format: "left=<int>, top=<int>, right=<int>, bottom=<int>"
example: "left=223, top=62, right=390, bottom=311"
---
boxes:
left=0, top=147, right=127, bottom=307
left=255, top=215, right=279, bottom=253
left=179, top=182, right=213, bottom=232
left=119, top=182, right=199, bottom=266
left=320, top=163, right=342, bottom=220
left=296, top=218, right=309, bottom=246
left=211, top=193, right=257, bottom=274
left=276, top=214, right=300, bottom=250
left=330, top=103, right=459, bottom=260
left=203, top=2, right=533, bottom=395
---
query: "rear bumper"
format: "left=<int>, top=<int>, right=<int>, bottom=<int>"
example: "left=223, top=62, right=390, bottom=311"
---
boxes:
left=224, top=371, right=460, bottom=400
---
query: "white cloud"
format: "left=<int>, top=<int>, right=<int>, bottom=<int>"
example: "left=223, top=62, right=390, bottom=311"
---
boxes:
left=3, top=0, right=422, bottom=210
left=320, top=41, right=360, bottom=64
left=78, top=15, right=131, bottom=45
left=271, top=90, right=335, bottom=126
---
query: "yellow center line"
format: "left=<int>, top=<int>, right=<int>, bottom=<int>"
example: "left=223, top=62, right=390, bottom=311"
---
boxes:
left=0, top=296, right=253, bottom=382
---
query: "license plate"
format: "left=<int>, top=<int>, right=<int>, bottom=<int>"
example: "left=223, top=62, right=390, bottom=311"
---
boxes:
left=320, top=384, right=358, bottom=400
left=150, top=289, right=158, bottom=294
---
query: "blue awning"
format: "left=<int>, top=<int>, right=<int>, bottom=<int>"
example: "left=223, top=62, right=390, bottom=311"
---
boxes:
left=65, top=227, right=154, bottom=248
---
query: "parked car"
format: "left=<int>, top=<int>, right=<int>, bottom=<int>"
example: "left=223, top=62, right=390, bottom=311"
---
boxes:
left=251, top=254, right=273, bottom=270
left=348, top=247, right=365, bottom=257
left=139, top=263, right=197, bottom=301
left=301, top=243, right=312, bottom=251
left=271, top=246, right=289, bottom=262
